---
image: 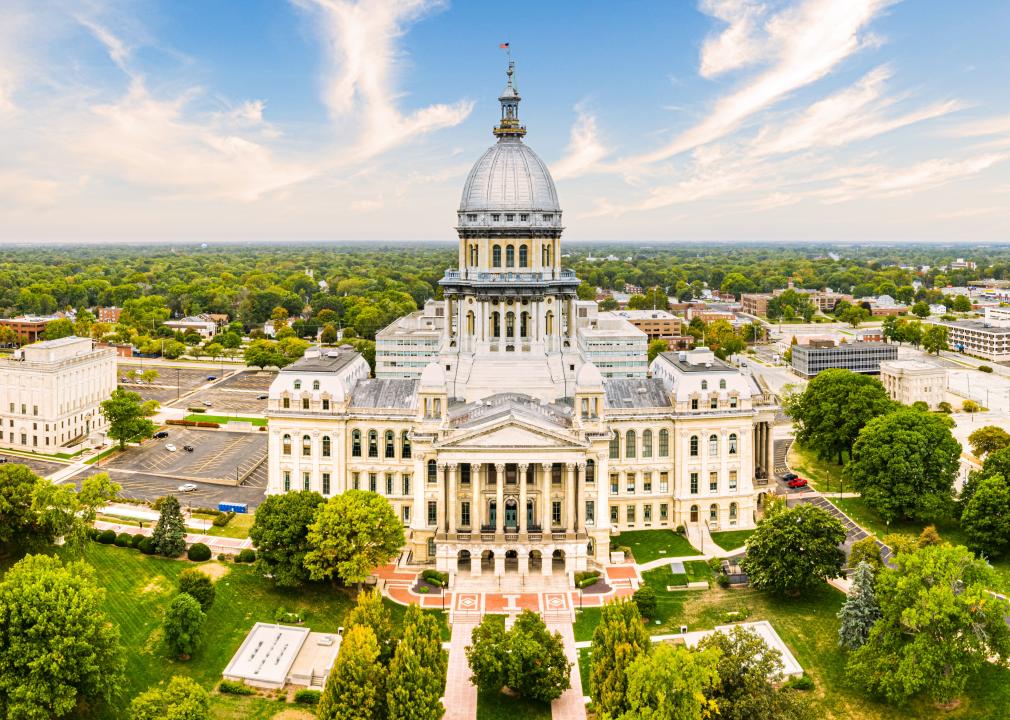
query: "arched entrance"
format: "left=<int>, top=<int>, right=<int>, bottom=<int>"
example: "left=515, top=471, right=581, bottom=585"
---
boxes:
left=504, top=549, right=519, bottom=573
left=481, top=549, right=495, bottom=572
left=552, top=549, right=565, bottom=572
left=457, top=549, right=471, bottom=573
left=529, top=550, right=542, bottom=572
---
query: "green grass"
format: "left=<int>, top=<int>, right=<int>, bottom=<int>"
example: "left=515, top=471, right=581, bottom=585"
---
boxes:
left=24, top=542, right=446, bottom=717
left=710, top=529, right=755, bottom=551
left=209, top=694, right=312, bottom=719
left=476, top=688, right=551, bottom=720
left=613, top=530, right=701, bottom=563
left=185, top=414, right=268, bottom=426
left=788, top=442, right=848, bottom=493
left=192, top=512, right=256, bottom=539
left=85, top=447, right=121, bottom=465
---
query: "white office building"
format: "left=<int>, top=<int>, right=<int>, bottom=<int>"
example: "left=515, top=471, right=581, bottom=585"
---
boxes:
left=879, top=360, right=946, bottom=409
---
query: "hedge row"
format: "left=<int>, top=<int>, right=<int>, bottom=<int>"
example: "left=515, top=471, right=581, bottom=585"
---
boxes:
left=421, top=569, right=448, bottom=587
left=165, top=419, right=220, bottom=428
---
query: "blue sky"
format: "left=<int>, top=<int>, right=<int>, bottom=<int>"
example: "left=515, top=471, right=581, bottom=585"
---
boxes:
left=1, top=0, right=1009, bottom=243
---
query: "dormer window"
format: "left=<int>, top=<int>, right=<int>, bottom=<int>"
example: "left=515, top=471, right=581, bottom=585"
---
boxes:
left=719, top=379, right=726, bottom=390
left=467, top=214, right=477, bottom=222
left=313, top=380, right=320, bottom=391
left=293, top=380, right=301, bottom=390
left=520, top=214, right=528, bottom=222
left=701, top=380, right=708, bottom=390
left=543, top=214, right=553, bottom=221
left=492, top=213, right=500, bottom=222
left=505, top=214, right=514, bottom=222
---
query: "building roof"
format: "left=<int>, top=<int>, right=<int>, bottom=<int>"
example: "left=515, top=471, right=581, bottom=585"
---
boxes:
left=880, top=359, right=943, bottom=372
left=659, top=349, right=735, bottom=373
left=604, top=378, right=672, bottom=409
left=349, top=379, right=419, bottom=410
left=280, top=347, right=361, bottom=373
left=26, top=335, right=89, bottom=349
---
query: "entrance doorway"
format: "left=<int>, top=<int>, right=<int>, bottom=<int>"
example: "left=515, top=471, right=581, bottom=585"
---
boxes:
left=504, top=549, right=518, bottom=573
left=504, top=499, right=518, bottom=529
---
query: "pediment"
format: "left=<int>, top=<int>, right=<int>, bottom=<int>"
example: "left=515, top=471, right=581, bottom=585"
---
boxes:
left=437, top=418, right=584, bottom=451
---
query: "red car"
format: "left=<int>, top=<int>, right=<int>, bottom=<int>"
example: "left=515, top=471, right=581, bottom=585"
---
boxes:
left=787, top=477, right=809, bottom=488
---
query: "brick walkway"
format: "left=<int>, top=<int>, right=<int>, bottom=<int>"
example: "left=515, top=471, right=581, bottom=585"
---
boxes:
left=444, top=621, right=478, bottom=720
left=549, top=621, right=587, bottom=720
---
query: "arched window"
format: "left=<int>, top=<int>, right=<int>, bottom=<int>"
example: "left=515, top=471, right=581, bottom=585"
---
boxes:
left=709, top=504, right=719, bottom=522
left=313, top=380, right=320, bottom=390
left=506, top=245, right=515, bottom=267
left=729, top=502, right=738, bottom=520
left=709, top=434, right=718, bottom=456
left=545, top=310, right=554, bottom=335
left=519, top=244, right=528, bottom=267
left=642, top=430, right=653, bottom=458
left=689, top=435, right=699, bottom=457
left=385, top=430, right=395, bottom=458
left=659, top=429, right=669, bottom=457
left=351, top=430, right=361, bottom=457
left=368, top=430, right=378, bottom=458
left=282, top=434, right=291, bottom=455
left=729, top=433, right=738, bottom=455
left=322, top=435, right=331, bottom=457
left=609, top=431, right=620, bottom=459
left=467, top=311, right=475, bottom=335
left=401, top=430, right=411, bottom=458
left=625, top=430, right=636, bottom=458
left=293, top=380, right=301, bottom=390
left=506, top=312, right=515, bottom=338
left=427, top=459, right=437, bottom=484
left=586, top=459, right=595, bottom=482
left=701, top=380, right=707, bottom=390
left=690, top=505, right=699, bottom=522
left=493, top=245, right=502, bottom=267
left=302, top=435, right=311, bottom=456
left=719, top=379, right=726, bottom=390
left=470, top=244, right=478, bottom=266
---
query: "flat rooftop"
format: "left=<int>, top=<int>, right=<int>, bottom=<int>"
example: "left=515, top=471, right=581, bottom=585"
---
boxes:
left=223, top=623, right=309, bottom=687
left=659, top=350, right=735, bottom=373
left=880, top=359, right=943, bottom=371
left=940, top=319, right=1010, bottom=334
left=281, top=347, right=361, bottom=373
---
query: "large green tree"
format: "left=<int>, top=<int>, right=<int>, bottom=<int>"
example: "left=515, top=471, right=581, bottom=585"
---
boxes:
left=249, top=490, right=324, bottom=587
left=318, top=625, right=386, bottom=720
left=346, top=589, right=397, bottom=665
left=151, top=495, right=188, bottom=558
left=0, top=555, right=125, bottom=719
left=741, top=504, right=846, bottom=596
left=967, top=425, right=1010, bottom=458
left=837, top=561, right=881, bottom=650
left=129, top=675, right=209, bottom=720
left=386, top=604, right=446, bottom=720
left=163, top=593, right=205, bottom=661
left=177, top=568, right=216, bottom=612
left=42, top=317, right=75, bottom=340
left=785, top=369, right=893, bottom=464
left=619, top=643, right=720, bottom=720
left=847, top=408, right=960, bottom=522
left=304, top=490, right=405, bottom=587
left=101, top=388, right=156, bottom=450
left=921, top=324, right=949, bottom=355
left=846, top=544, right=1010, bottom=705
left=589, top=599, right=651, bottom=718
left=960, top=474, right=1010, bottom=558
left=696, top=626, right=814, bottom=720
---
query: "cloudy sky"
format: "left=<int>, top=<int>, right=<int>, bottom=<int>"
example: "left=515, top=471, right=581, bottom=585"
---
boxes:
left=2, top=0, right=1009, bottom=243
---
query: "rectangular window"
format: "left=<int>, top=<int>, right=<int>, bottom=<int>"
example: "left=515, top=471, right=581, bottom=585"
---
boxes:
left=369, top=473, right=377, bottom=493
left=729, top=470, right=738, bottom=491
left=660, top=503, right=669, bottom=521
left=402, top=474, right=411, bottom=496
left=303, top=472, right=310, bottom=491
left=283, top=397, right=290, bottom=409
left=282, top=471, right=291, bottom=491
left=626, top=474, right=635, bottom=494
left=552, top=501, right=562, bottom=526
left=610, top=473, right=619, bottom=495
left=691, top=399, right=698, bottom=410
left=461, top=501, right=470, bottom=528
left=710, top=472, right=718, bottom=492
left=644, top=505, right=652, bottom=523
left=461, top=464, right=471, bottom=485
left=660, top=472, right=669, bottom=493
left=386, top=474, right=394, bottom=495
left=729, top=397, right=737, bottom=408
left=402, top=506, right=411, bottom=523
left=427, top=501, right=437, bottom=526
left=322, top=399, right=330, bottom=410
left=352, top=472, right=360, bottom=490
left=585, top=500, right=595, bottom=525
left=610, top=505, right=619, bottom=524
left=644, top=473, right=653, bottom=493
left=303, top=398, right=310, bottom=410
left=690, top=472, right=699, bottom=494
left=710, top=397, right=718, bottom=409
left=626, top=505, right=635, bottom=524
left=32, top=405, right=37, bottom=416
left=322, top=473, right=330, bottom=495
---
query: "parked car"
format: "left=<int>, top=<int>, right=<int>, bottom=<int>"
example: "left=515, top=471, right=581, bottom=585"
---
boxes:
left=177, top=483, right=198, bottom=492
left=183, top=445, right=195, bottom=452
left=0, top=457, right=6, bottom=464
left=206, top=376, right=216, bottom=381
left=781, top=471, right=798, bottom=482
left=257, top=394, right=268, bottom=400
left=201, top=400, right=212, bottom=407
left=165, top=443, right=177, bottom=452
left=787, top=477, right=809, bottom=488
left=153, top=431, right=169, bottom=439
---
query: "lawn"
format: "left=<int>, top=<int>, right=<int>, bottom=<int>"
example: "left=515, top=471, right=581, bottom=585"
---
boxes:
left=710, top=529, right=754, bottom=552
left=476, top=688, right=551, bottom=720
left=25, top=542, right=447, bottom=718
left=613, top=529, right=701, bottom=563
left=192, top=512, right=256, bottom=539
left=787, top=442, right=848, bottom=493
left=185, top=414, right=268, bottom=426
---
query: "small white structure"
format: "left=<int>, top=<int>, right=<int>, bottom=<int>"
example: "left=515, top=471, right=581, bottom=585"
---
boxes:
left=879, top=359, right=946, bottom=409
left=658, top=620, right=803, bottom=679
left=223, top=622, right=341, bottom=690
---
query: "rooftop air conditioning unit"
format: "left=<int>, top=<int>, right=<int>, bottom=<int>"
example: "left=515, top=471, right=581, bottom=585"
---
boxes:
left=318, top=635, right=335, bottom=646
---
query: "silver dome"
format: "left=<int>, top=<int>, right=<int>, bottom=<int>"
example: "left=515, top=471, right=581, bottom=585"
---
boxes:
left=459, top=137, right=560, bottom=213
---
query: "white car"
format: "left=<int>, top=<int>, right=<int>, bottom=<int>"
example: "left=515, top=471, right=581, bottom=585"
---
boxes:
left=165, top=443, right=177, bottom=452
left=177, top=483, right=198, bottom=493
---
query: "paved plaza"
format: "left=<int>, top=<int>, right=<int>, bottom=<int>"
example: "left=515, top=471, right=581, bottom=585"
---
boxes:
left=102, top=427, right=266, bottom=484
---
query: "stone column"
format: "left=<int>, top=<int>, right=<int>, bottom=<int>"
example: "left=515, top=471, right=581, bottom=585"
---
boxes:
left=435, top=463, right=446, bottom=535
left=495, top=463, right=505, bottom=532
left=576, top=461, right=586, bottom=533
left=541, top=463, right=552, bottom=531
left=470, top=555, right=481, bottom=577
left=518, top=463, right=529, bottom=533
left=518, top=553, right=528, bottom=577
left=447, top=463, right=458, bottom=533
left=472, top=463, right=481, bottom=531
left=566, top=463, right=576, bottom=533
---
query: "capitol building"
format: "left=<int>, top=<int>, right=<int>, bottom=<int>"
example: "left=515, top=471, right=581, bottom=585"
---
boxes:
left=266, top=63, right=778, bottom=584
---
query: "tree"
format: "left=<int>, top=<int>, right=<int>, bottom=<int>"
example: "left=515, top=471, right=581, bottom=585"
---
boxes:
left=42, top=317, right=75, bottom=340
left=590, top=599, right=651, bottom=718
left=318, top=625, right=385, bottom=720
left=101, top=388, right=156, bottom=450
left=249, top=490, right=324, bottom=587
left=627, top=287, right=669, bottom=311
left=962, top=398, right=980, bottom=413
left=320, top=322, right=339, bottom=344
left=304, top=490, right=405, bottom=587
left=244, top=339, right=287, bottom=369
left=847, top=408, right=960, bottom=523
left=961, top=474, right=1010, bottom=558
left=130, top=675, right=209, bottom=720
left=846, top=544, right=1010, bottom=706
left=647, top=339, right=668, bottom=364
left=952, top=294, right=972, bottom=312
left=837, top=562, right=881, bottom=650
left=161, top=339, right=186, bottom=359
left=784, top=369, right=893, bottom=464
left=696, top=626, right=813, bottom=720
left=720, top=272, right=756, bottom=299
left=0, top=464, right=46, bottom=552
left=386, top=604, right=446, bottom=720
left=577, top=281, right=597, bottom=300
left=741, top=504, right=846, bottom=596
left=151, top=495, right=187, bottom=558
left=346, top=589, right=397, bottom=665
left=633, top=585, right=658, bottom=619
left=968, top=425, right=1010, bottom=458
left=0, top=555, right=125, bottom=719
left=466, top=614, right=508, bottom=694
left=847, top=535, right=883, bottom=572
left=921, top=324, right=949, bottom=355
left=177, top=568, right=215, bottom=611
left=837, top=304, right=869, bottom=328
left=619, top=643, right=720, bottom=720
left=911, top=301, right=931, bottom=318
left=163, top=593, right=205, bottom=661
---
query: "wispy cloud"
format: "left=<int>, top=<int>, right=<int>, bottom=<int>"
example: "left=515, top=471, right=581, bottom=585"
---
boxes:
left=698, top=0, right=769, bottom=78
left=552, top=106, right=610, bottom=179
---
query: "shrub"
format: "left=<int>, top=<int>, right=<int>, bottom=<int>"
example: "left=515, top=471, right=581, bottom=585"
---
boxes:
left=575, top=571, right=601, bottom=589
left=418, top=586, right=429, bottom=594
left=979, top=365, right=994, bottom=373
left=114, top=532, right=133, bottom=547
left=179, top=568, right=216, bottom=611
left=217, top=553, right=227, bottom=561
left=236, top=548, right=256, bottom=563
left=294, top=689, right=321, bottom=705
left=187, top=543, right=212, bottom=562
left=97, top=529, right=117, bottom=544
left=938, top=401, right=953, bottom=413
left=716, top=573, right=731, bottom=588
left=138, top=537, right=155, bottom=554
left=722, top=607, right=750, bottom=622
left=675, top=524, right=686, bottom=535
left=783, top=674, right=815, bottom=691
left=212, top=511, right=236, bottom=527
left=708, top=557, right=723, bottom=573
left=273, top=607, right=305, bottom=624
left=130, top=533, right=145, bottom=549
left=87, top=527, right=100, bottom=541
left=218, top=680, right=254, bottom=696
left=633, top=586, right=658, bottom=619
left=421, top=569, right=448, bottom=587
left=187, top=407, right=206, bottom=413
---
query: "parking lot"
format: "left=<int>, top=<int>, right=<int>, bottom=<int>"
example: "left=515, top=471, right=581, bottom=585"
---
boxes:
left=101, top=427, right=267, bottom=485
left=0, top=454, right=68, bottom=479
left=118, top=364, right=222, bottom=404
left=168, top=370, right=275, bottom=414
left=73, top=466, right=267, bottom=509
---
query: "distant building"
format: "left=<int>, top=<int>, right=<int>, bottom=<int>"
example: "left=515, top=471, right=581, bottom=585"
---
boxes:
left=375, top=299, right=445, bottom=379
left=164, top=314, right=220, bottom=339
left=790, top=340, right=897, bottom=378
left=609, top=309, right=683, bottom=340
left=936, top=307, right=1010, bottom=361
left=879, top=360, right=945, bottom=409
left=95, top=306, right=122, bottom=324
left=740, top=293, right=771, bottom=317
left=950, top=258, right=977, bottom=271
left=0, top=315, right=59, bottom=343
left=0, top=337, right=116, bottom=451
left=858, top=295, right=908, bottom=317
